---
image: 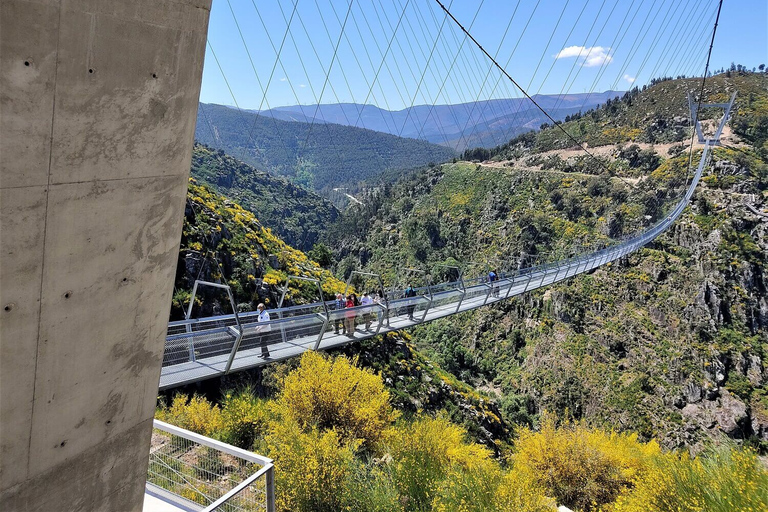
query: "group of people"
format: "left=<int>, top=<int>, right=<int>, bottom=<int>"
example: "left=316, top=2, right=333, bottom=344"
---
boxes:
left=334, top=291, right=385, bottom=336
left=254, top=272, right=505, bottom=358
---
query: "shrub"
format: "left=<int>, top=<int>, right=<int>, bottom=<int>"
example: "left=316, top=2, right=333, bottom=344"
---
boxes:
left=611, top=447, right=768, bottom=512
left=513, top=418, right=661, bottom=511
left=155, top=394, right=223, bottom=437
left=433, top=462, right=557, bottom=512
left=266, top=418, right=359, bottom=512
left=345, top=464, right=404, bottom=512
left=220, top=389, right=271, bottom=449
left=387, top=415, right=493, bottom=511
left=279, top=351, right=399, bottom=448
left=495, top=470, right=558, bottom=512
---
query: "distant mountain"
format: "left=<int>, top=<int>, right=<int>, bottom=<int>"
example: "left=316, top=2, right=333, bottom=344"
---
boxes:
left=195, top=103, right=456, bottom=192
left=190, top=144, right=339, bottom=252
left=255, top=91, right=623, bottom=150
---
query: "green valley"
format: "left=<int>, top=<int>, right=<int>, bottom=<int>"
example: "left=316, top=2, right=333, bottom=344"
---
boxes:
left=195, top=103, right=456, bottom=193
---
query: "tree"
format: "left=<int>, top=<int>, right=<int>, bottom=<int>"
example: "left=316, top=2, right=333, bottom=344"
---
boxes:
left=307, top=243, right=333, bottom=268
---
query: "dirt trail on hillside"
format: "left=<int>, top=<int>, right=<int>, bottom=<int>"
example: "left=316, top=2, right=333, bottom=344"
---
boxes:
left=488, top=125, right=748, bottom=166
left=479, top=161, right=641, bottom=185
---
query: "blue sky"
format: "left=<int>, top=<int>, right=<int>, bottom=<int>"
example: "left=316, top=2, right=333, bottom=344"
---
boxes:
left=200, top=0, right=767, bottom=111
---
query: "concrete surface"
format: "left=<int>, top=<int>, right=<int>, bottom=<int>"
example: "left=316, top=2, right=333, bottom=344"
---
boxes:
left=0, top=1, right=211, bottom=510
left=143, top=487, right=201, bottom=512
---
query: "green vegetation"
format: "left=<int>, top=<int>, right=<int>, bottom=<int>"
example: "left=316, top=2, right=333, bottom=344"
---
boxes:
left=490, top=72, right=768, bottom=154
left=174, top=180, right=346, bottom=319
left=160, top=72, right=768, bottom=510
left=195, top=103, right=456, bottom=193
left=191, top=143, right=339, bottom=251
left=324, top=72, right=768, bottom=453
left=156, top=351, right=768, bottom=512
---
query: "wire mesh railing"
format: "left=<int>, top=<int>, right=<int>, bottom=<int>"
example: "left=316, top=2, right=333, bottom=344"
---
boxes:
left=146, top=420, right=274, bottom=512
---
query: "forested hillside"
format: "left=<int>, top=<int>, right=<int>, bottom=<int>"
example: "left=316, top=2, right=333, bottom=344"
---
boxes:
left=195, top=103, right=456, bottom=192
left=490, top=73, right=768, bottom=154
left=190, top=143, right=338, bottom=251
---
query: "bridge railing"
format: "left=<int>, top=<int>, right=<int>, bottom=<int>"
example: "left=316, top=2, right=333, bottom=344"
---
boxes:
left=146, top=419, right=274, bottom=512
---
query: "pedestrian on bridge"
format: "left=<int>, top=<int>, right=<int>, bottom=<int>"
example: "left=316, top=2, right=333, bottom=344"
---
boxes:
left=345, top=294, right=358, bottom=336
left=255, top=303, right=271, bottom=359
left=404, top=284, right=417, bottom=320
left=361, top=291, right=374, bottom=330
left=334, top=293, right=346, bottom=334
left=489, top=270, right=499, bottom=297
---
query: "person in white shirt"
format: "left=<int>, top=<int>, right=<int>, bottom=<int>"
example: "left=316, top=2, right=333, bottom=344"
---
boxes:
left=256, top=303, right=271, bottom=358
left=360, top=292, right=374, bottom=330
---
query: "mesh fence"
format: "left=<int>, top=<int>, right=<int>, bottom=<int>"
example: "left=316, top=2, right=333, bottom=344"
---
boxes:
left=147, top=424, right=269, bottom=511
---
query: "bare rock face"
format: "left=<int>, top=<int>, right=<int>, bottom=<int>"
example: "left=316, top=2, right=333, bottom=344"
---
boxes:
left=747, top=355, right=764, bottom=387
left=682, top=402, right=716, bottom=430
left=683, top=382, right=703, bottom=404
left=751, top=413, right=768, bottom=441
left=681, top=390, right=752, bottom=441
left=714, top=390, right=749, bottom=438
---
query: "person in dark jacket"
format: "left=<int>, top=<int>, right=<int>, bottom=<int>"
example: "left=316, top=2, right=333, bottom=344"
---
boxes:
left=488, top=270, right=499, bottom=297
left=334, top=293, right=346, bottom=334
left=404, top=283, right=417, bottom=320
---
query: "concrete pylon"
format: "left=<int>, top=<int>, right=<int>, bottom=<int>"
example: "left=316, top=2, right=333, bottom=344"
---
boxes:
left=0, top=1, right=211, bottom=510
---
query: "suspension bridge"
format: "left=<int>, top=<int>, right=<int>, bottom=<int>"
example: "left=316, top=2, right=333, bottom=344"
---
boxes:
left=160, top=91, right=734, bottom=390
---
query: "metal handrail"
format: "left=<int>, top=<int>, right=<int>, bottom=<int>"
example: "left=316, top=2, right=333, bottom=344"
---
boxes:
left=149, top=419, right=275, bottom=512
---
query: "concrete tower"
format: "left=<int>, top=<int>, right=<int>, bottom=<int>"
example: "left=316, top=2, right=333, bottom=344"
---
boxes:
left=1, top=1, right=211, bottom=509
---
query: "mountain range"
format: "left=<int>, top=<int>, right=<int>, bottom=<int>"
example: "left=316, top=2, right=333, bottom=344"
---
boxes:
left=254, top=91, right=624, bottom=150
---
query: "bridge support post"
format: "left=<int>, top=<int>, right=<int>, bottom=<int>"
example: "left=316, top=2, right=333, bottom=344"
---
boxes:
left=0, top=1, right=211, bottom=509
left=313, top=318, right=329, bottom=351
left=186, top=281, right=243, bottom=373
left=421, top=275, right=434, bottom=322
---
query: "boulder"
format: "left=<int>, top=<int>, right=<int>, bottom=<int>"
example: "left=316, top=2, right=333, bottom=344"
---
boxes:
left=747, top=355, right=764, bottom=387
left=683, top=382, right=703, bottom=404
left=715, top=390, right=749, bottom=437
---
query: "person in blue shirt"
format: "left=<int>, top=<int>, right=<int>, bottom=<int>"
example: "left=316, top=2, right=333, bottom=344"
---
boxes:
left=488, top=270, right=499, bottom=297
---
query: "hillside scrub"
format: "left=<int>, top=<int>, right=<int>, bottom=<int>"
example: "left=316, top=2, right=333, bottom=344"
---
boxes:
left=173, top=180, right=347, bottom=319
left=195, top=103, right=456, bottom=193
left=156, top=351, right=767, bottom=512
left=191, top=143, right=340, bottom=251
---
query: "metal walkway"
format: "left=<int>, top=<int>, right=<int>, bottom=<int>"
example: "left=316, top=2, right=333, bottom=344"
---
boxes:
left=158, top=95, right=734, bottom=390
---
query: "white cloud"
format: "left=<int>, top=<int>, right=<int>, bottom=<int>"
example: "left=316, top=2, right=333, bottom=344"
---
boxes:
left=554, top=46, right=613, bottom=67
left=279, top=77, right=287, bottom=82
left=623, top=74, right=636, bottom=84
left=299, top=84, right=306, bottom=88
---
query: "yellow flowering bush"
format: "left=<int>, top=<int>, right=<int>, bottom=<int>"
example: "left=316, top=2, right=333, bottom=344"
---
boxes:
left=219, top=390, right=271, bottom=450
left=279, top=351, right=399, bottom=448
left=513, top=418, right=661, bottom=511
left=387, top=415, right=494, bottom=511
left=155, top=394, right=223, bottom=437
left=611, top=447, right=768, bottom=512
left=266, top=418, right=358, bottom=512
